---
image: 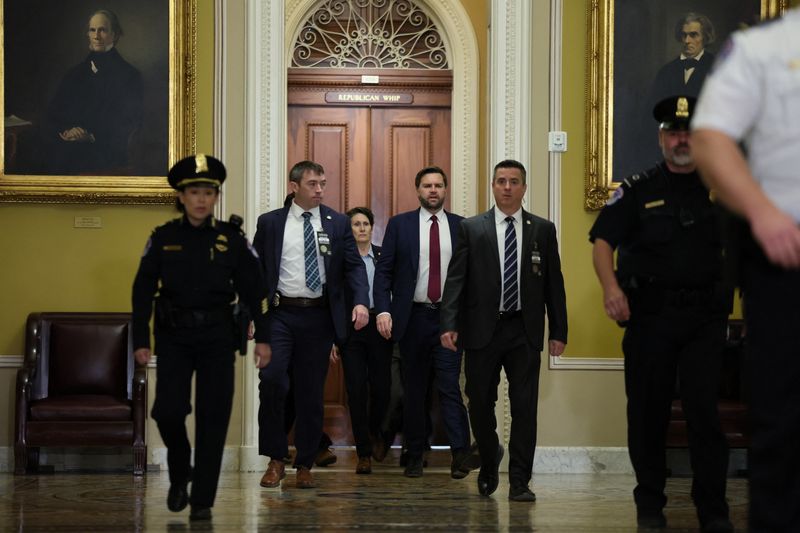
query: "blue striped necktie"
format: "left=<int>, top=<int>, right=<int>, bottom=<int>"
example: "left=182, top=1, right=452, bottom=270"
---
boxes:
left=502, top=216, right=518, bottom=311
left=302, top=212, right=321, bottom=292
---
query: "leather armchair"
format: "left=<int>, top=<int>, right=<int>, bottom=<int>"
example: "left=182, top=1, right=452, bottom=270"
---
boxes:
left=14, top=312, right=147, bottom=475
left=667, top=319, right=748, bottom=448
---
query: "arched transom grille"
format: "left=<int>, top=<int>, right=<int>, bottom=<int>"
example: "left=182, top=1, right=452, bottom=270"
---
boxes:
left=292, top=0, right=449, bottom=69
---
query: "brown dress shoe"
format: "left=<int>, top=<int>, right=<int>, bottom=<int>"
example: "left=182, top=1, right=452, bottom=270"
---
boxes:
left=356, top=456, right=372, bottom=474
left=296, top=466, right=316, bottom=489
left=260, top=460, right=285, bottom=488
left=314, top=448, right=337, bottom=467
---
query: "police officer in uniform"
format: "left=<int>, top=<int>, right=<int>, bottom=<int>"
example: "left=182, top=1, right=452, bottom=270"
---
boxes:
left=692, top=9, right=800, bottom=531
left=132, top=154, right=270, bottom=521
left=589, top=97, right=733, bottom=532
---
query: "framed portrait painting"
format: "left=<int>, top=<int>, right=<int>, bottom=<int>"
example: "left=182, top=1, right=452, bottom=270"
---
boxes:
left=0, top=0, right=196, bottom=204
left=584, top=0, right=787, bottom=210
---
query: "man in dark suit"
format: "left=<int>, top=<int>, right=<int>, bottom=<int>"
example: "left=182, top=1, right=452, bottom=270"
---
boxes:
left=440, top=159, right=568, bottom=502
left=650, top=13, right=716, bottom=108
left=252, top=160, right=370, bottom=490
left=374, top=166, right=474, bottom=479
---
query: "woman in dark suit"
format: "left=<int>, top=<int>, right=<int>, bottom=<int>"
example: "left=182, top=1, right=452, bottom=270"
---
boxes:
left=341, top=207, right=393, bottom=474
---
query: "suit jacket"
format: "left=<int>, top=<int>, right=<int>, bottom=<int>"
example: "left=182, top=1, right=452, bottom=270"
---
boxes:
left=252, top=204, right=369, bottom=344
left=440, top=208, right=568, bottom=351
left=374, top=208, right=464, bottom=342
left=649, top=52, right=715, bottom=108
left=344, top=244, right=381, bottom=311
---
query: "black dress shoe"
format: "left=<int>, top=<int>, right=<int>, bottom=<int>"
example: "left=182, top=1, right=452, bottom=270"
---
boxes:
left=189, top=506, right=212, bottom=521
left=477, top=444, right=504, bottom=496
left=477, top=470, right=499, bottom=496
left=508, top=485, right=536, bottom=502
left=400, top=451, right=428, bottom=468
left=636, top=509, right=666, bottom=529
left=701, top=517, right=734, bottom=533
left=403, top=456, right=423, bottom=478
left=461, top=442, right=482, bottom=471
left=167, top=476, right=190, bottom=512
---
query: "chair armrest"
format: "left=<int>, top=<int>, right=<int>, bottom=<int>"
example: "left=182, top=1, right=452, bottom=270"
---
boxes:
left=132, top=366, right=147, bottom=446
left=15, top=367, right=32, bottom=445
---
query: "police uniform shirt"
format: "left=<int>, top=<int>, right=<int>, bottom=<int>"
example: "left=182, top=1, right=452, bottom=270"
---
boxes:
left=132, top=215, right=269, bottom=348
left=495, top=207, right=523, bottom=311
left=413, top=208, right=452, bottom=303
left=692, top=8, right=800, bottom=221
left=277, top=201, right=327, bottom=298
left=589, top=162, right=723, bottom=287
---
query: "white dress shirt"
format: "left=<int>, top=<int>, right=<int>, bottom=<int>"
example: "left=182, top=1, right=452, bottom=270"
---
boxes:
left=413, top=208, right=452, bottom=303
left=277, top=202, right=326, bottom=298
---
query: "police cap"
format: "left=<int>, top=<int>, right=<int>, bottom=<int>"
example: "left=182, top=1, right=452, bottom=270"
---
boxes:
left=652, top=95, right=696, bottom=131
left=167, top=154, right=226, bottom=190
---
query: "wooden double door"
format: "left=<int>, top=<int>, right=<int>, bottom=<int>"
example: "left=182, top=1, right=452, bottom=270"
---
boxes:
left=287, top=68, right=452, bottom=445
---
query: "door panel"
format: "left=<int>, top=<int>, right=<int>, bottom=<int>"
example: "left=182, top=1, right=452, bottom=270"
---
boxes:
left=369, top=107, right=451, bottom=244
left=288, top=87, right=451, bottom=447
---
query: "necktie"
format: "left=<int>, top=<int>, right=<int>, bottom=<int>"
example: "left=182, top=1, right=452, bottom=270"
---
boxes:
left=302, top=212, right=321, bottom=292
left=427, top=215, right=441, bottom=303
left=502, top=216, right=518, bottom=311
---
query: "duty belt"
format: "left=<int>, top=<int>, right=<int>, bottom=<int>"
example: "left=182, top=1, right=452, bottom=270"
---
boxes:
left=164, top=307, right=231, bottom=328
left=662, top=286, right=715, bottom=307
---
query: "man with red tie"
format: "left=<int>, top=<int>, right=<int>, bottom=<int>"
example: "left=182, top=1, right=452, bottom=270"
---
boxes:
left=374, top=166, right=475, bottom=479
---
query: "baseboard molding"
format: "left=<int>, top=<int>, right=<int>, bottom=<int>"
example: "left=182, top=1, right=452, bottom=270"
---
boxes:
left=1, top=445, right=635, bottom=474
left=549, top=355, right=624, bottom=370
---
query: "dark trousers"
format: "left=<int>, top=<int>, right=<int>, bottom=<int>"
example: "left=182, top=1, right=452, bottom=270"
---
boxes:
left=622, top=301, right=729, bottom=523
left=152, top=329, right=235, bottom=509
left=284, top=364, right=333, bottom=456
left=464, top=315, right=540, bottom=487
left=399, top=305, right=470, bottom=458
left=258, top=306, right=334, bottom=468
left=341, top=314, right=393, bottom=457
left=742, top=245, right=800, bottom=532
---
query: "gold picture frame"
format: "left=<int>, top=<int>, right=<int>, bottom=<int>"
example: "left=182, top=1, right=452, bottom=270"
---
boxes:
left=584, top=0, right=787, bottom=210
left=0, top=0, right=196, bottom=204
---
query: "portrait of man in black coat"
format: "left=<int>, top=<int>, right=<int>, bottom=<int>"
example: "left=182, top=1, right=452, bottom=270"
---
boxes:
left=3, top=1, right=169, bottom=178
left=41, top=10, right=143, bottom=175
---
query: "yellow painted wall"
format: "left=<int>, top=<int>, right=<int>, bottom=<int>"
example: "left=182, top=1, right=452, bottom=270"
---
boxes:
left=12, top=0, right=786, bottom=454
left=0, top=0, right=218, bottom=450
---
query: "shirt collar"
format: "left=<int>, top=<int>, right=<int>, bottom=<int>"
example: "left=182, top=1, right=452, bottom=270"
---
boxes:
left=290, top=201, right=320, bottom=220
left=420, top=207, right=444, bottom=222
left=680, top=50, right=704, bottom=61
left=495, top=207, right=522, bottom=226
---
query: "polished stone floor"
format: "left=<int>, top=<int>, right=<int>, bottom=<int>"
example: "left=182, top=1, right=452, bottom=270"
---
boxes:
left=0, top=455, right=748, bottom=532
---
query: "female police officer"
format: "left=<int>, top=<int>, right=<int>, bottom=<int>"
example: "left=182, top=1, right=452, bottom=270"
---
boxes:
left=132, top=154, right=270, bottom=521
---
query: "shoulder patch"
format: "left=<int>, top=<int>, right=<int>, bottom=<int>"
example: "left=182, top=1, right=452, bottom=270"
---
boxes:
left=607, top=187, right=624, bottom=206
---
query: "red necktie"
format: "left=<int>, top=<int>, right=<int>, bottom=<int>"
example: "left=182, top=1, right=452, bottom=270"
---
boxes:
left=428, top=215, right=441, bottom=303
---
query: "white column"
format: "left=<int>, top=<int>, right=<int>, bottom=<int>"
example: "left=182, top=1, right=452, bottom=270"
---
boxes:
left=488, top=0, right=533, bottom=207
left=238, top=0, right=287, bottom=471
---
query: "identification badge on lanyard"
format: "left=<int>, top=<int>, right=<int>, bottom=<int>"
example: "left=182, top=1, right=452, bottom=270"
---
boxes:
left=317, top=231, right=332, bottom=256
left=531, top=243, right=542, bottom=276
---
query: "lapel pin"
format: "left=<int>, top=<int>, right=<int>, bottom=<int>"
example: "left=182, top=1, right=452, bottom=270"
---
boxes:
left=526, top=220, right=531, bottom=225
left=326, top=215, right=332, bottom=220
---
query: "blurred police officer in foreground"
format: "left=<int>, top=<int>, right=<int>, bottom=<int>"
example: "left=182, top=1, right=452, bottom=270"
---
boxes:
left=132, top=154, right=270, bottom=521
left=692, top=9, right=800, bottom=531
left=589, top=97, right=733, bottom=532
